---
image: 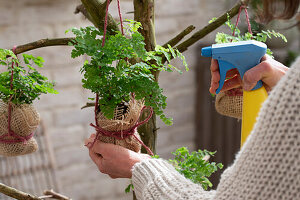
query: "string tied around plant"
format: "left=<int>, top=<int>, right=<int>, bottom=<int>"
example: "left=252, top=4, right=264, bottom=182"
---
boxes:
left=90, top=106, right=154, bottom=156
left=0, top=46, right=35, bottom=144
left=88, top=0, right=154, bottom=156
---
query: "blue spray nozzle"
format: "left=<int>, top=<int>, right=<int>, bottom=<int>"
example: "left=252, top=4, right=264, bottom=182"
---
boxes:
left=201, top=46, right=212, bottom=57
left=201, top=40, right=267, bottom=94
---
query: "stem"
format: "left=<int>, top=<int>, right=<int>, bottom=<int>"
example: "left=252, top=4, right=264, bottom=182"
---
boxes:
left=12, top=38, right=74, bottom=55
left=0, top=183, right=41, bottom=200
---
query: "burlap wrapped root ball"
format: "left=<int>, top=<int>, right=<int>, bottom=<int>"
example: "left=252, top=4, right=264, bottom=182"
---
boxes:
left=96, top=99, right=145, bottom=152
left=0, top=100, right=40, bottom=156
left=215, top=91, right=243, bottom=119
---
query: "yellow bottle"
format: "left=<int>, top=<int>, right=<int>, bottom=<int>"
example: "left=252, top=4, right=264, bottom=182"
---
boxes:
left=241, top=86, right=268, bottom=146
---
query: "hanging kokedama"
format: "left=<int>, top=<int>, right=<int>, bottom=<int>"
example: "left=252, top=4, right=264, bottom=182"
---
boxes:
left=0, top=48, right=57, bottom=156
left=69, top=0, right=188, bottom=155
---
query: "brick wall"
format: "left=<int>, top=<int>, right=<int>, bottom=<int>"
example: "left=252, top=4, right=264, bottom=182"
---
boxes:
left=3, top=0, right=297, bottom=199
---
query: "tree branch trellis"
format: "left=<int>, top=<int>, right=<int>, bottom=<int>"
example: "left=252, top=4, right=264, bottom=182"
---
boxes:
left=2, top=0, right=250, bottom=199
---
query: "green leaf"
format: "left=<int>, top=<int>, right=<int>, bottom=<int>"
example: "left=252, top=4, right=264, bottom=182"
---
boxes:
left=124, top=183, right=134, bottom=193
left=169, top=147, right=223, bottom=190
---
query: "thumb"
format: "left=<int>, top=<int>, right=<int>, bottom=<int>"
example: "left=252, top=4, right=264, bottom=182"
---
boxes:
left=242, top=62, right=270, bottom=91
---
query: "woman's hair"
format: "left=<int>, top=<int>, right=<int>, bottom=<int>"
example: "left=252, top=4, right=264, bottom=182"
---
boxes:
left=260, top=0, right=300, bottom=23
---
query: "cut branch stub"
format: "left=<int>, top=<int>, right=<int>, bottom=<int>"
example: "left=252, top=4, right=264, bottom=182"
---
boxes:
left=81, top=0, right=120, bottom=34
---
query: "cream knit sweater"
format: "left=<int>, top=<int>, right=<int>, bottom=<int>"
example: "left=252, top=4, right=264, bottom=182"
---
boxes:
left=132, top=57, right=300, bottom=200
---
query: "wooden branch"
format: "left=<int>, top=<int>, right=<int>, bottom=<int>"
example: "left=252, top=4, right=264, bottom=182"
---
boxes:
left=162, top=25, right=195, bottom=48
left=0, top=183, right=41, bottom=200
left=175, top=0, right=249, bottom=53
left=9, top=0, right=122, bottom=55
left=12, top=38, right=74, bottom=55
left=43, top=190, right=71, bottom=200
left=134, top=0, right=156, bottom=51
left=81, top=0, right=120, bottom=34
left=134, top=0, right=158, bottom=158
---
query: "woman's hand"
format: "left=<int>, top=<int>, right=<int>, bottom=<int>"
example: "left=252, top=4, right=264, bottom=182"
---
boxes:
left=209, top=55, right=289, bottom=94
left=85, top=134, right=151, bottom=178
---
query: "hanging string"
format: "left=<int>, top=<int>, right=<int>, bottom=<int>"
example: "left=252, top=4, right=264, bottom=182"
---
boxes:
left=117, top=0, right=125, bottom=35
left=232, top=5, right=253, bottom=37
left=90, top=0, right=154, bottom=156
left=101, top=0, right=110, bottom=47
left=0, top=46, right=35, bottom=144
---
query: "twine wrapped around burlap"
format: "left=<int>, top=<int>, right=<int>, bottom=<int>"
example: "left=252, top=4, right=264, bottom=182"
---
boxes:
left=95, top=99, right=145, bottom=153
left=0, top=100, right=40, bottom=156
left=215, top=90, right=243, bottom=119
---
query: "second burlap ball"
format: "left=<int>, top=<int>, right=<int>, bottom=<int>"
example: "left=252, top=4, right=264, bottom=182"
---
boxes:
left=0, top=101, right=40, bottom=157
left=215, top=91, right=243, bottom=119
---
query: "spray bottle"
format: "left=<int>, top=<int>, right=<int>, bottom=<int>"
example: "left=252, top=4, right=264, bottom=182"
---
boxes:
left=201, top=40, right=268, bottom=146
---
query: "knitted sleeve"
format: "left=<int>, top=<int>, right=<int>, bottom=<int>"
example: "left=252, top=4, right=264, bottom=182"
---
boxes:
left=132, top=57, right=300, bottom=200
left=132, top=159, right=216, bottom=200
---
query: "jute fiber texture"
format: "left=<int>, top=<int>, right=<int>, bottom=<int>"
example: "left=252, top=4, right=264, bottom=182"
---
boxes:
left=0, top=101, right=40, bottom=157
left=215, top=91, right=242, bottom=119
left=96, top=99, right=144, bottom=152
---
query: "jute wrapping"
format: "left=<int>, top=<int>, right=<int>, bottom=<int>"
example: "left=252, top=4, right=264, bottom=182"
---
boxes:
left=96, top=99, right=144, bottom=152
left=215, top=91, right=243, bottom=119
left=0, top=101, right=40, bottom=157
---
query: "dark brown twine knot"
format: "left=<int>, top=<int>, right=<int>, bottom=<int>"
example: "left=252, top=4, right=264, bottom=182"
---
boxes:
left=0, top=46, right=35, bottom=144
left=89, top=106, right=154, bottom=156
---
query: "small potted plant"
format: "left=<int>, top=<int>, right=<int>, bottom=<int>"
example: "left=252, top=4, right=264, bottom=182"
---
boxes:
left=0, top=49, right=57, bottom=156
left=69, top=20, right=188, bottom=154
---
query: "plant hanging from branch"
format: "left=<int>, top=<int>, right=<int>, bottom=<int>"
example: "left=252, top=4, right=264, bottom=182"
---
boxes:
left=0, top=48, right=57, bottom=157
left=69, top=19, right=187, bottom=155
left=69, top=20, right=187, bottom=126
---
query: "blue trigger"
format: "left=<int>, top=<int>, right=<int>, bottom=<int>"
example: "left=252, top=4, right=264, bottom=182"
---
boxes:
left=216, top=60, right=236, bottom=94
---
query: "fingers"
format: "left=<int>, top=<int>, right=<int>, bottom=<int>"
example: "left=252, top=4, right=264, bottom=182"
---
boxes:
left=89, top=149, right=102, bottom=168
left=221, top=74, right=242, bottom=92
left=209, top=55, right=288, bottom=93
left=91, top=139, right=119, bottom=156
left=109, top=175, right=118, bottom=179
left=226, top=68, right=240, bottom=78
left=210, top=59, right=241, bottom=94
left=243, top=60, right=272, bottom=91
left=84, top=134, right=96, bottom=147
left=210, top=59, right=219, bottom=72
